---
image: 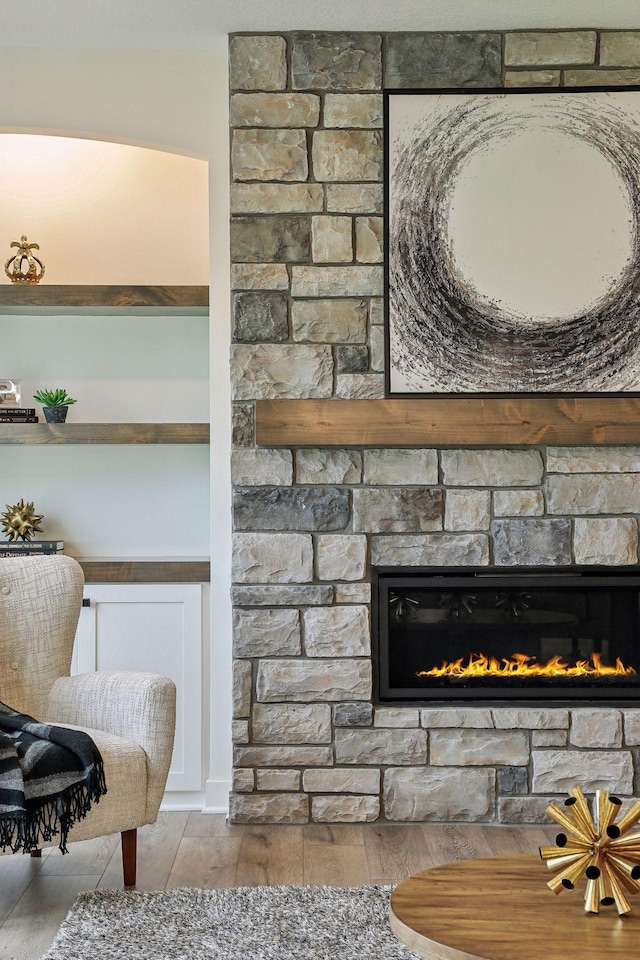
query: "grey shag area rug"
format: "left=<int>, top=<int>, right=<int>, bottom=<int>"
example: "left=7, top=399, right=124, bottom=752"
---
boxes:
left=43, top=884, right=421, bottom=960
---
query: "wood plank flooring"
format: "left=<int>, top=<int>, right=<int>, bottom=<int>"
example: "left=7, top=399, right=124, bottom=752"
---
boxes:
left=0, top=814, right=556, bottom=960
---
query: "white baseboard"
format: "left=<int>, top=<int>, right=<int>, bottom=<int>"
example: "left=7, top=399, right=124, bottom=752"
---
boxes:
left=203, top=778, right=231, bottom=813
left=160, top=790, right=205, bottom=811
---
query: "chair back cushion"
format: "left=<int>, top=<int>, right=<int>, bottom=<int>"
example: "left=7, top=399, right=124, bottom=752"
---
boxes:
left=0, top=556, right=84, bottom=715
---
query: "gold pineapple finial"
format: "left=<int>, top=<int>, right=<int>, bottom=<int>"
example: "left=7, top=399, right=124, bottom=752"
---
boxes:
left=5, top=235, right=45, bottom=284
left=541, top=786, right=640, bottom=915
left=1, top=499, right=45, bottom=542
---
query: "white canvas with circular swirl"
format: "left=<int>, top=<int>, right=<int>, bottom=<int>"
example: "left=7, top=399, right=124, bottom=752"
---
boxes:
left=386, top=88, right=640, bottom=395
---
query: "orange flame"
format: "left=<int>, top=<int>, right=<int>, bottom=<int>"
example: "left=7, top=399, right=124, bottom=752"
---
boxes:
left=417, top=651, right=636, bottom=679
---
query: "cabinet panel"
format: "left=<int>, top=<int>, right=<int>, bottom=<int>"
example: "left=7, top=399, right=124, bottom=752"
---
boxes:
left=74, top=583, right=202, bottom=792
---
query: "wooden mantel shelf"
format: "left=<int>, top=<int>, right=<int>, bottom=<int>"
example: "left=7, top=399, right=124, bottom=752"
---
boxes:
left=255, top=398, right=640, bottom=447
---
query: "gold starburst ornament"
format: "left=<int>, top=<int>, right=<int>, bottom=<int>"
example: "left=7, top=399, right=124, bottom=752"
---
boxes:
left=1, top=499, right=44, bottom=541
left=541, top=785, right=640, bottom=915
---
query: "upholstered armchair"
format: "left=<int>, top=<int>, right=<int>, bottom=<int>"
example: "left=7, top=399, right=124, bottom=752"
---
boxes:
left=0, top=555, right=176, bottom=886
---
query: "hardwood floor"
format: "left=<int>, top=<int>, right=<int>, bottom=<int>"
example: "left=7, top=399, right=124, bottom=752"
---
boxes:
left=0, top=814, right=556, bottom=959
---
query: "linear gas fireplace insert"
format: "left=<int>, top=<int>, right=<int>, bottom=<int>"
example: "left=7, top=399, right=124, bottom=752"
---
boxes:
left=372, top=567, right=640, bottom=703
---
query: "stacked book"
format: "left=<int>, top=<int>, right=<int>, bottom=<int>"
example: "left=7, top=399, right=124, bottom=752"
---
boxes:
left=0, top=406, right=38, bottom=423
left=0, top=540, right=64, bottom=558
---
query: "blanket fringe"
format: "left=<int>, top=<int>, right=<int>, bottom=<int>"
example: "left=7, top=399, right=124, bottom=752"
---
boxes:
left=0, top=760, right=106, bottom=855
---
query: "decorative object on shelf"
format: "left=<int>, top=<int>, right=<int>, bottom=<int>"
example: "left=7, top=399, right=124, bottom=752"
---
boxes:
left=33, top=388, right=76, bottom=423
left=541, top=785, right=640, bottom=915
left=1, top=499, right=44, bottom=542
left=0, top=539, right=63, bottom=557
left=0, top=378, right=21, bottom=405
left=4, top=236, right=45, bottom=284
left=0, top=406, right=38, bottom=423
left=386, top=87, right=640, bottom=397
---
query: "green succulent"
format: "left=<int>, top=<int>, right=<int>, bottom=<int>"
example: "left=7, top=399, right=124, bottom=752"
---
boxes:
left=33, top=388, right=77, bottom=407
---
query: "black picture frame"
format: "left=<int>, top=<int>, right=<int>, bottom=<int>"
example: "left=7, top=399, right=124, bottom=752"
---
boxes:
left=384, top=86, right=640, bottom=398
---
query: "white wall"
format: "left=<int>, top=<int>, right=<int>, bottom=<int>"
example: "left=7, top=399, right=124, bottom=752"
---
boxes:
left=205, top=53, right=233, bottom=813
left=1, top=312, right=209, bottom=422
left=3, top=446, right=211, bottom=558
left=0, top=46, right=233, bottom=810
left=0, top=48, right=216, bottom=156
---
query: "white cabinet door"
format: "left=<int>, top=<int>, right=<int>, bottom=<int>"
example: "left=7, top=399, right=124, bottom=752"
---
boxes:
left=74, top=583, right=202, bottom=792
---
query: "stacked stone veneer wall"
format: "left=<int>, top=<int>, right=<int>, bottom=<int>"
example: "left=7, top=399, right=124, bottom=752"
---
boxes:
left=229, top=28, right=640, bottom=824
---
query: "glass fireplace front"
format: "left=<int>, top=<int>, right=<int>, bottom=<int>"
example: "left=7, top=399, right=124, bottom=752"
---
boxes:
left=373, top=567, right=640, bottom=702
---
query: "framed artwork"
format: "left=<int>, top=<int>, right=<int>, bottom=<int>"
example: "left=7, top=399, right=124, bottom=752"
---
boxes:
left=385, top=87, right=640, bottom=397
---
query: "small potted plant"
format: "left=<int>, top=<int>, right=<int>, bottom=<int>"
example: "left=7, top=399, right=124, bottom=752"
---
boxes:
left=33, top=388, right=77, bottom=423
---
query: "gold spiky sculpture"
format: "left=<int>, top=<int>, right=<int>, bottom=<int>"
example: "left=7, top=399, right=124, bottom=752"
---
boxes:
left=1, top=499, right=44, bottom=541
left=541, top=786, right=640, bottom=915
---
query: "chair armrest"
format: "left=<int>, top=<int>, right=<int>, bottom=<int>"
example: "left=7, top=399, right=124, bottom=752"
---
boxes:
left=46, top=671, right=176, bottom=821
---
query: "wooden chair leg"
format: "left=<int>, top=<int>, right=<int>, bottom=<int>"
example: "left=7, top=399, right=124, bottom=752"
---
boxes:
left=30, top=849, right=42, bottom=858
left=121, top=829, right=137, bottom=887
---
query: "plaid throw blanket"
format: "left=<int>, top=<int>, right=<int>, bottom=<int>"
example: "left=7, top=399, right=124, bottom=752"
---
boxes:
left=0, top=701, right=107, bottom=854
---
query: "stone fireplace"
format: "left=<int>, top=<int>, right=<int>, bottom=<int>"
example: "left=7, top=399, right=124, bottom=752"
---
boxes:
left=229, top=28, right=640, bottom=824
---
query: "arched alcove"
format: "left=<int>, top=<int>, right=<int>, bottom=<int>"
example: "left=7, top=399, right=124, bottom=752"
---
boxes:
left=0, top=131, right=210, bottom=558
left=0, top=133, right=208, bottom=284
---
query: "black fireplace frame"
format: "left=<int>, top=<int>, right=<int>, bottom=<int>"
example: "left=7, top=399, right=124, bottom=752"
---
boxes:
left=372, top=566, right=640, bottom=705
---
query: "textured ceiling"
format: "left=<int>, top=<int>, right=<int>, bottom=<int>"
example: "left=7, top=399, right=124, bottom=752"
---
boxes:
left=0, top=0, right=638, bottom=50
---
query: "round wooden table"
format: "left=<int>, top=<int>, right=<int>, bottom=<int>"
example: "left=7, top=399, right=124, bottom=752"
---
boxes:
left=390, top=854, right=639, bottom=960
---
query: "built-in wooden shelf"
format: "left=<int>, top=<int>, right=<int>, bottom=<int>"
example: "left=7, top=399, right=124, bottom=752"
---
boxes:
left=78, top=559, right=210, bottom=583
left=0, top=284, right=208, bottom=314
left=0, top=423, right=210, bottom=444
left=256, top=398, right=640, bottom=447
